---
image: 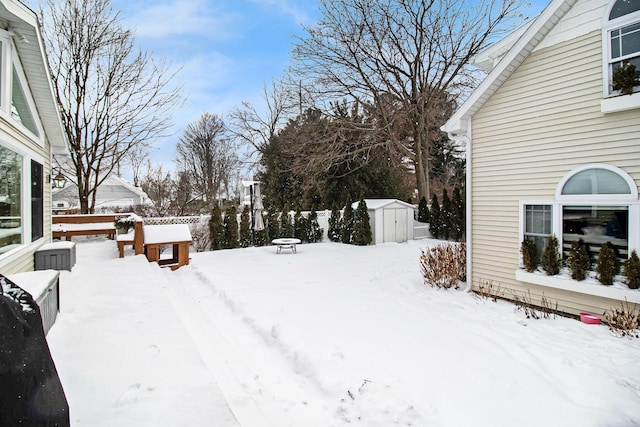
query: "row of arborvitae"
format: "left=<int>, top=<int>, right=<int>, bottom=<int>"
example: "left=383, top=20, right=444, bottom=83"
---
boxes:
left=419, top=242, right=466, bottom=289
left=417, top=187, right=465, bottom=241
left=208, top=205, right=323, bottom=250
left=327, top=198, right=373, bottom=246
left=521, top=236, right=640, bottom=289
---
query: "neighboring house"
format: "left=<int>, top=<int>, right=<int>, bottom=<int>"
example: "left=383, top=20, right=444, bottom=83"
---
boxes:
left=0, top=1, right=68, bottom=273
left=53, top=174, right=151, bottom=212
left=442, top=0, right=640, bottom=315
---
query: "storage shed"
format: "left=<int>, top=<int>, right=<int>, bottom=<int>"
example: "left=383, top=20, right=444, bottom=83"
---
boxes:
left=353, top=199, right=415, bottom=244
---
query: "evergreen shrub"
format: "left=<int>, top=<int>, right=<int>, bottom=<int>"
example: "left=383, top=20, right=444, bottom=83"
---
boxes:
left=239, top=205, right=251, bottom=248
left=566, top=239, right=591, bottom=281
left=520, top=239, right=539, bottom=273
left=429, top=194, right=441, bottom=239
left=624, top=250, right=640, bottom=290
left=540, top=235, right=561, bottom=276
left=597, top=242, right=620, bottom=286
left=328, top=205, right=342, bottom=242
left=352, top=198, right=372, bottom=246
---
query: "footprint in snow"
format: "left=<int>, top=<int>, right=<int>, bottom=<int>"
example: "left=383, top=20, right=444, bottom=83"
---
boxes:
left=114, top=383, right=141, bottom=407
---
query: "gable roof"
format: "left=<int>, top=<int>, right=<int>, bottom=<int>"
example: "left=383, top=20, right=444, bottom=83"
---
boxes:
left=352, top=199, right=415, bottom=210
left=441, top=0, right=578, bottom=137
left=0, top=1, right=67, bottom=154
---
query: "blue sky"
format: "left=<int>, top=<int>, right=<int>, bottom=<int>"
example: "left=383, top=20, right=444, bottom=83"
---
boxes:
left=108, top=0, right=320, bottom=173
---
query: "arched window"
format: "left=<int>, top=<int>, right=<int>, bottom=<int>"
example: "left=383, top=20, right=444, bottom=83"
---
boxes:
left=556, top=164, right=637, bottom=200
left=603, top=0, right=640, bottom=95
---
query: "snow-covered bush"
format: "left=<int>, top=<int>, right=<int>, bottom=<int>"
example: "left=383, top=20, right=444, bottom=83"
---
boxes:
left=420, top=242, right=466, bottom=289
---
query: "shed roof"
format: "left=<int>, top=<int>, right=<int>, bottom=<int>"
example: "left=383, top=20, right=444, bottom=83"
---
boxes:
left=352, top=199, right=415, bottom=210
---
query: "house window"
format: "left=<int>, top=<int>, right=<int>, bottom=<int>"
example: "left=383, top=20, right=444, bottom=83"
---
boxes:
left=524, top=204, right=552, bottom=256
left=11, top=65, right=39, bottom=137
left=0, top=144, right=23, bottom=253
left=604, top=0, right=640, bottom=95
left=31, top=160, right=43, bottom=241
left=562, top=205, right=628, bottom=263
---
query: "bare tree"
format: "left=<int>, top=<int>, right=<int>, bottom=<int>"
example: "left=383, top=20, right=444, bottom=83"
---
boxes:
left=292, top=0, right=523, bottom=200
left=126, top=145, right=151, bottom=187
left=175, top=113, right=239, bottom=208
left=41, top=0, right=182, bottom=213
left=227, top=79, right=295, bottom=172
left=139, top=161, right=175, bottom=216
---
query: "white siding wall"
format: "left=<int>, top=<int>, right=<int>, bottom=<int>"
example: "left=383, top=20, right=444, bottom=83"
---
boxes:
left=471, top=29, right=640, bottom=315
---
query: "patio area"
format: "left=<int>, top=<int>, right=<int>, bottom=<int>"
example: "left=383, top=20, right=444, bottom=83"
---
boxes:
left=46, top=238, right=640, bottom=426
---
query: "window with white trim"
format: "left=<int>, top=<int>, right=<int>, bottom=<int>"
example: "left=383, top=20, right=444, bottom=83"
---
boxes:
left=520, top=164, right=639, bottom=271
left=524, top=204, right=553, bottom=257
left=603, top=0, right=640, bottom=96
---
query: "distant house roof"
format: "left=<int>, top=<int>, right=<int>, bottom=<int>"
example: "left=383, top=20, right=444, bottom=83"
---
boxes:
left=442, top=0, right=578, bottom=137
left=0, top=1, right=68, bottom=154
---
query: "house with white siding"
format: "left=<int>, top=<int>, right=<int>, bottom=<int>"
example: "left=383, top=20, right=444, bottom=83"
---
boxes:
left=442, top=0, right=640, bottom=315
left=0, top=1, right=67, bottom=273
left=53, top=174, right=151, bottom=212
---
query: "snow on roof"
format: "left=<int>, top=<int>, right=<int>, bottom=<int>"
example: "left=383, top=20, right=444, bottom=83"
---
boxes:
left=352, top=199, right=415, bottom=210
left=143, top=224, right=192, bottom=244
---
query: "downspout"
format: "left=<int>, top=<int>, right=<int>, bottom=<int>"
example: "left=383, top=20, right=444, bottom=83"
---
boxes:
left=447, top=124, right=472, bottom=293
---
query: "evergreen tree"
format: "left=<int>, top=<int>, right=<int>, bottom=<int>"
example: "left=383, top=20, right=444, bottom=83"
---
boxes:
left=209, top=204, right=223, bottom=250
left=341, top=200, right=354, bottom=244
left=239, top=205, right=251, bottom=248
left=352, top=198, right=372, bottom=245
left=440, top=188, right=452, bottom=240
left=306, top=208, right=323, bottom=243
left=279, top=206, right=294, bottom=237
left=294, top=208, right=308, bottom=241
left=624, top=250, right=640, bottom=290
left=417, top=196, right=430, bottom=223
left=268, top=212, right=280, bottom=240
left=566, top=239, right=591, bottom=281
left=429, top=194, right=441, bottom=239
left=541, top=235, right=562, bottom=276
left=452, top=186, right=465, bottom=241
left=328, top=205, right=342, bottom=242
left=255, top=214, right=268, bottom=247
left=596, top=242, right=619, bottom=286
left=222, top=206, right=239, bottom=249
left=520, top=239, right=539, bottom=273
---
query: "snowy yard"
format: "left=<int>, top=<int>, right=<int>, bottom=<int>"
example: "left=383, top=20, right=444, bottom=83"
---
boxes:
left=47, top=239, right=640, bottom=426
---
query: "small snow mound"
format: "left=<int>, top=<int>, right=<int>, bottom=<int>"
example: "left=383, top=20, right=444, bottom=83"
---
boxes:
left=334, top=379, right=434, bottom=426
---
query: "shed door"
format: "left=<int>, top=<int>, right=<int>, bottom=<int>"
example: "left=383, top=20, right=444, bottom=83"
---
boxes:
left=383, top=208, right=408, bottom=243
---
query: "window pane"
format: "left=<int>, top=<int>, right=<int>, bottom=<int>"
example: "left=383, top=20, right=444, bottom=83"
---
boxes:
left=609, top=0, right=640, bottom=20
left=562, top=205, right=628, bottom=263
left=525, top=205, right=551, bottom=235
left=611, top=33, right=621, bottom=58
left=0, top=145, right=22, bottom=253
left=621, top=23, right=640, bottom=56
left=562, top=168, right=631, bottom=195
left=31, top=160, right=43, bottom=241
left=11, top=66, right=39, bottom=137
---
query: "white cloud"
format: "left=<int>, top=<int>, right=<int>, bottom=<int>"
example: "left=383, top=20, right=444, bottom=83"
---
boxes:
left=248, top=0, right=317, bottom=26
left=119, top=0, right=237, bottom=39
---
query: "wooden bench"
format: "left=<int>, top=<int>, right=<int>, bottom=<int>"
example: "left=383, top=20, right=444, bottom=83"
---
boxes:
left=116, top=217, right=144, bottom=258
left=143, top=224, right=192, bottom=270
left=52, top=214, right=118, bottom=241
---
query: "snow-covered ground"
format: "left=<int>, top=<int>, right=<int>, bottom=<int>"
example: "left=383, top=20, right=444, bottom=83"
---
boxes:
left=47, top=238, right=640, bottom=426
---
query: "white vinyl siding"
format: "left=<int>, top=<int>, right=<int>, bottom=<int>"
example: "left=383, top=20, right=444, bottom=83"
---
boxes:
left=470, top=29, right=640, bottom=315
